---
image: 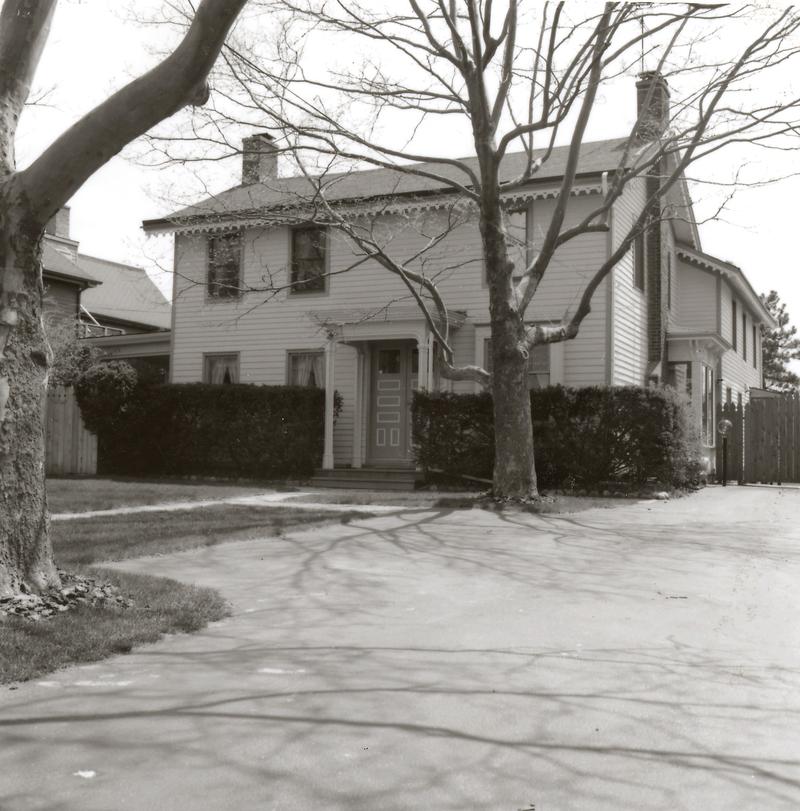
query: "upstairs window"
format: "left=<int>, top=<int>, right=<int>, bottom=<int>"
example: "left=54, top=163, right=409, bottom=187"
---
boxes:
left=484, top=337, right=550, bottom=389
left=207, top=233, right=242, bottom=299
left=633, top=231, right=645, bottom=291
left=291, top=226, right=327, bottom=293
left=505, top=206, right=530, bottom=281
left=742, top=312, right=747, bottom=362
left=752, top=325, right=758, bottom=368
left=666, top=254, right=672, bottom=310
left=732, top=300, right=737, bottom=350
left=204, top=353, right=239, bottom=384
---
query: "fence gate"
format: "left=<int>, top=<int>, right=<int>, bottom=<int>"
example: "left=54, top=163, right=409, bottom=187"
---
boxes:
left=718, top=393, right=800, bottom=484
left=45, top=386, right=97, bottom=476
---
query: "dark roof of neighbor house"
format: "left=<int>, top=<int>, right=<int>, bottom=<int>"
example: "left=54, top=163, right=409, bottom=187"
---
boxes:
left=143, top=137, right=633, bottom=229
left=42, top=241, right=98, bottom=287
left=78, top=254, right=171, bottom=331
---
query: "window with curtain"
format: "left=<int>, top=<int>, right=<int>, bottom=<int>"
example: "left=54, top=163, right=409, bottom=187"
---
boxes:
left=290, top=226, right=327, bottom=293
left=484, top=336, right=550, bottom=389
left=204, top=353, right=239, bottom=384
left=288, top=351, right=325, bottom=387
left=207, top=233, right=242, bottom=298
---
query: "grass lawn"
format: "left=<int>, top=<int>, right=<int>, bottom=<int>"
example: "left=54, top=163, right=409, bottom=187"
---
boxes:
left=52, top=504, right=371, bottom=566
left=47, top=477, right=285, bottom=514
left=1, top=569, right=228, bottom=684
left=3, top=491, right=370, bottom=685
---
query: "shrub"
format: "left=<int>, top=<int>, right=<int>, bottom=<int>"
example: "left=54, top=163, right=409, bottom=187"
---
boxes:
left=74, top=361, right=138, bottom=435
left=76, top=381, right=325, bottom=479
left=413, top=385, right=702, bottom=490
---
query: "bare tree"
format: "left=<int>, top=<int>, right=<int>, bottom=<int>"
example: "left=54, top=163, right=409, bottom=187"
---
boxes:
left=0, top=0, right=250, bottom=597
left=148, top=1, right=800, bottom=499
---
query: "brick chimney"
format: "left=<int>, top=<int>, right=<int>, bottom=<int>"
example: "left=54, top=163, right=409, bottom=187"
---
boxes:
left=44, top=206, right=71, bottom=239
left=242, top=132, right=277, bottom=184
left=635, top=71, right=670, bottom=142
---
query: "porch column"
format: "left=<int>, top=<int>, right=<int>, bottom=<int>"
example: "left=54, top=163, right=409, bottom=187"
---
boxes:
left=322, top=337, right=336, bottom=470
left=351, top=345, right=364, bottom=468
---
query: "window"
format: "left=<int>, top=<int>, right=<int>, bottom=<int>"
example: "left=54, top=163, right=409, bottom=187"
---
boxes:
left=701, top=364, right=714, bottom=446
left=666, top=254, right=672, bottom=310
left=726, top=387, right=732, bottom=404
left=742, top=312, right=747, bottom=362
left=207, top=233, right=242, bottom=298
left=506, top=206, right=530, bottom=279
left=291, top=226, right=327, bottom=293
left=287, top=351, right=324, bottom=387
left=732, top=300, right=737, bottom=350
left=666, top=362, right=691, bottom=398
left=752, top=325, right=757, bottom=368
left=633, top=231, right=645, bottom=291
left=484, top=337, right=550, bottom=389
left=204, top=353, right=239, bottom=384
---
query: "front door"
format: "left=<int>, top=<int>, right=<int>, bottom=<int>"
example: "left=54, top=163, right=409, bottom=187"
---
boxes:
left=368, top=342, right=418, bottom=465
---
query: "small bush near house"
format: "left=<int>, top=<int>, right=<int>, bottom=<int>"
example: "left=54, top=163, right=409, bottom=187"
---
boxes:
left=413, top=386, right=702, bottom=491
left=75, top=376, right=324, bottom=479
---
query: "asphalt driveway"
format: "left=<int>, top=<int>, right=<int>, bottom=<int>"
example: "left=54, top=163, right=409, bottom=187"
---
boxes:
left=2, top=486, right=799, bottom=810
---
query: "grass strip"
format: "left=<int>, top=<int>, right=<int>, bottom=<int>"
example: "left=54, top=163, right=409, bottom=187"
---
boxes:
left=1, top=568, right=228, bottom=685
left=52, top=504, right=372, bottom=566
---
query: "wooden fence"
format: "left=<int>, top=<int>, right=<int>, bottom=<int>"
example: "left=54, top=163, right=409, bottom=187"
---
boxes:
left=716, top=392, right=800, bottom=484
left=45, top=386, right=97, bottom=475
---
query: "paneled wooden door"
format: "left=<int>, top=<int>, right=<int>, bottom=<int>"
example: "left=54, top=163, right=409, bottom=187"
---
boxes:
left=368, top=342, right=418, bottom=465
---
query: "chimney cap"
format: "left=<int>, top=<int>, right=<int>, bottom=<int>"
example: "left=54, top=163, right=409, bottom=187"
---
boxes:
left=244, top=131, right=275, bottom=142
left=636, top=70, right=670, bottom=92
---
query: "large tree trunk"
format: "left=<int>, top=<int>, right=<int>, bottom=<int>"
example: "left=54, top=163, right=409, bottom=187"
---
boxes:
left=489, top=315, right=538, bottom=500
left=480, top=196, right=539, bottom=501
left=0, top=190, right=57, bottom=597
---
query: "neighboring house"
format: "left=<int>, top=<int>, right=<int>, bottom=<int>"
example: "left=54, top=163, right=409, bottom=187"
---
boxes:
left=79, top=253, right=172, bottom=382
left=143, top=74, right=775, bottom=475
left=42, top=207, right=99, bottom=325
left=43, top=208, right=172, bottom=475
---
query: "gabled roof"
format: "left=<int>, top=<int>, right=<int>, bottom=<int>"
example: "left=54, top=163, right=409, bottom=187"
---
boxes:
left=143, top=137, right=633, bottom=232
left=78, top=254, right=171, bottom=331
left=676, top=244, right=775, bottom=327
left=42, top=241, right=98, bottom=288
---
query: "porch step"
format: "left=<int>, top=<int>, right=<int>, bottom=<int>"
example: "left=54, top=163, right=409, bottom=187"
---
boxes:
left=310, top=467, right=421, bottom=491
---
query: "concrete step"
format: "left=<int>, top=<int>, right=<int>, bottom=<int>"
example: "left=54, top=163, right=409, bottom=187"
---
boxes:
left=310, top=467, right=421, bottom=491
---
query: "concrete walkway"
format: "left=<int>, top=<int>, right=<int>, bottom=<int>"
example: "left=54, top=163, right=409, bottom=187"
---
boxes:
left=50, top=491, right=405, bottom=521
left=3, top=487, right=800, bottom=810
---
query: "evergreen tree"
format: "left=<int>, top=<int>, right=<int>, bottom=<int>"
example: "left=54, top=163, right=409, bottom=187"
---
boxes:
left=760, top=290, right=800, bottom=390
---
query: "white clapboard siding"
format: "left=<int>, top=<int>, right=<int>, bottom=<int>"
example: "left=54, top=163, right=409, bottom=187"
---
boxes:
left=45, top=386, right=97, bottom=475
left=171, top=188, right=612, bottom=465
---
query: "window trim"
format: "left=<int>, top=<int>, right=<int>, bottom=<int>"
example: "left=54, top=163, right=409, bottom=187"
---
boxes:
left=286, top=348, right=325, bottom=387
left=203, top=352, right=240, bottom=384
left=483, top=335, right=551, bottom=390
left=289, top=225, right=329, bottom=296
left=206, top=232, right=243, bottom=301
left=633, top=230, right=645, bottom=292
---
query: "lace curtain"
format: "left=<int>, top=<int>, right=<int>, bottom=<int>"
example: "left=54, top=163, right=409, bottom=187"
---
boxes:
left=290, top=352, right=325, bottom=387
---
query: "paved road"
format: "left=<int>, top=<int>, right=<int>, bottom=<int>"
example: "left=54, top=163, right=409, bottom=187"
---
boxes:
left=2, top=487, right=799, bottom=810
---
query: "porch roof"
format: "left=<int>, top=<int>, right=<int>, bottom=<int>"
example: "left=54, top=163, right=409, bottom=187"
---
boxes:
left=308, top=305, right=467, bottom=333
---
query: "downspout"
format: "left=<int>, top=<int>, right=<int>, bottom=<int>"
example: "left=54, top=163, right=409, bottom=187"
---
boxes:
left=602, top=171, right=614, bottom=386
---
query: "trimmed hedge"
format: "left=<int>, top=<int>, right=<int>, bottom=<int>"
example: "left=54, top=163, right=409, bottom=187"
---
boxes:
left=412, top=385, right=702, bottom=490
left=76, top=377, right=324, bottom=479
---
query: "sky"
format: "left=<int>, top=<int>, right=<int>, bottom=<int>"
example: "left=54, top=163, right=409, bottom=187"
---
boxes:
left=16, top=1, right=800, bottom=377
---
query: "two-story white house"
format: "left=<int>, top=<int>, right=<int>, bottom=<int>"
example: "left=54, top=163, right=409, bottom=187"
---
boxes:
left=143, top=76, right=775, bottom=480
